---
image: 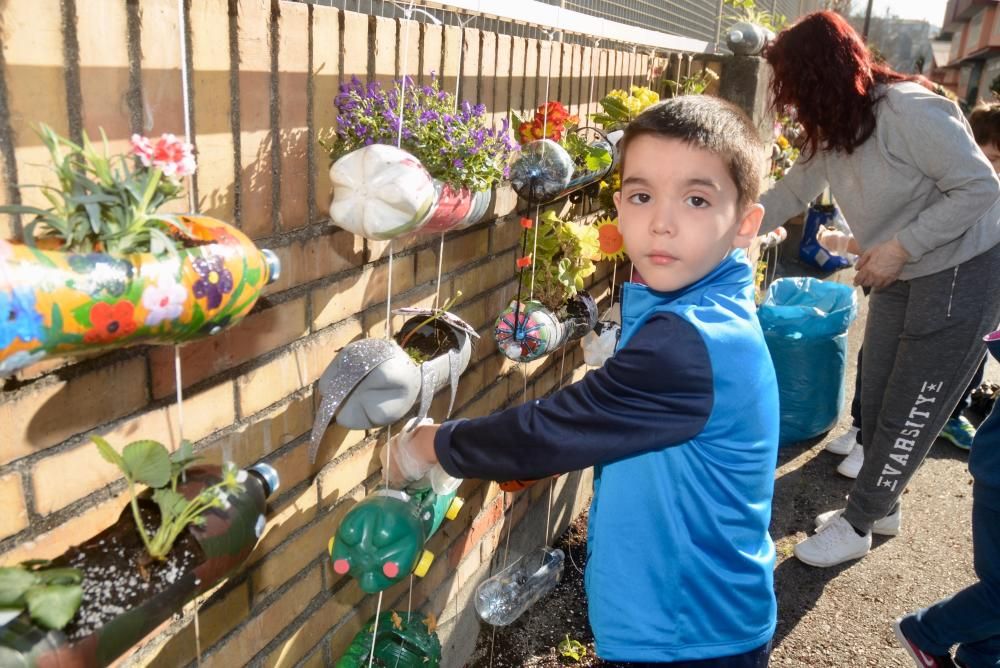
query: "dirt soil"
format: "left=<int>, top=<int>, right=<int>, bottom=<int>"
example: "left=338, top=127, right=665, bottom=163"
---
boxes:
left=466, top=250, right=1000, bottom=667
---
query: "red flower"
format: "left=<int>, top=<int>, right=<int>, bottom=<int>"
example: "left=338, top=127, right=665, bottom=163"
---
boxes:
left=83, top=301, right=138, bottom=344
left=516, top=254, right=533, bottom=269
left=131, top=133, right=196, bottom=179
left=537, top=101, right=569, bottom=125
left=520, top=217, right=534, bottom=229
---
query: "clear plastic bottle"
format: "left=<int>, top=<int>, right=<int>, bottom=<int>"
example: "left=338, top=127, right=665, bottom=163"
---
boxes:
left=475, top=547, right=565, bottom=626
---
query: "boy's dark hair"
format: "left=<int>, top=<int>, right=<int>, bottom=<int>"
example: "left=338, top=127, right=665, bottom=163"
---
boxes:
left=619, top=95, right=764, bottom=208
left=969, top=102, right=1000, bottom=149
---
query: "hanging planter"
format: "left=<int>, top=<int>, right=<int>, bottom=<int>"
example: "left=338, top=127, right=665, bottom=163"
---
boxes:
left=417, top=180, right=494, bottom=235
left=336, top=611, right=441, bottom=667
left=510, top=102, right=615, bottom=205
left=328, top=487, right=463, bottom=594
left=308, top=307, right=477, bottom=460
left=0, top=216, right=280, bottom=377
left=494, top=292, right=597, bottom=363
left=323, top=76, right=514, bottom=241
left=0, top=448, right=279, bottom=668
left=0, top=126, right=280, bottom=377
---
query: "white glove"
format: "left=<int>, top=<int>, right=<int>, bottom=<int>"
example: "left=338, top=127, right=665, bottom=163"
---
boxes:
left=380, top=417, right=462, bottom=493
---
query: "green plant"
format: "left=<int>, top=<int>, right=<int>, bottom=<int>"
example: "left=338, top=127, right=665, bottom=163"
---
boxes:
left=530, top=210, right=599, bottom=312
left=0, top=561, right=83, bottom=630
left=91, top=436, right=244, bottom=566
left=590, top=86, right=661, bottom=131
left=558, top=634, right=587, bottom=662
left=664, top=69, right=719, bottom=97
left=326, top=76, right=515, bottom=192
left=724, top=0, right=786, bottom=32
left=398, top=291, right=463, bottom=363
left=0, top=124, right=195, bottom=256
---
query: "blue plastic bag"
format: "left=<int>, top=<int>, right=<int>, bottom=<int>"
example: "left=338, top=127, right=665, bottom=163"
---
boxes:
left=759, top=277, right=858, bottom=446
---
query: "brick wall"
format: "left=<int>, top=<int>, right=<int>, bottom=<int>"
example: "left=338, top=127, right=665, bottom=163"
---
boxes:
left=0, top=2, right=716, bottom=665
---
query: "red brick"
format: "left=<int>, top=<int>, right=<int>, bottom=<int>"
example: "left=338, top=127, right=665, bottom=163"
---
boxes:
left=264, top=229, right=364, bottom=295
left=191, top=0, right=237, bottom=222
left=237, top=0, right=275, bottom=238
left=312, top=4, right=340, bottom=218
left=310, top=268, right=369, bottom=330
left=149, top=297, right=308, bottom=398
left=0, top=474, right=28, bottom=540
left=1, top=357, right=148, bottom=466
left=277, top=1, right=310, bottom=231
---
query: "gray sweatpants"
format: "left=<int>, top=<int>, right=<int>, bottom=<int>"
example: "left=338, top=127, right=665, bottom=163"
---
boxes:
left=843, top=243, right=1000, bottom=533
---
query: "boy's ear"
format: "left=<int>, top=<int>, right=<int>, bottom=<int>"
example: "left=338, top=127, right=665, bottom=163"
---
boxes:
left=613, top=190, right=622, bottom=212
left=732, top=203, right=765, bottom=249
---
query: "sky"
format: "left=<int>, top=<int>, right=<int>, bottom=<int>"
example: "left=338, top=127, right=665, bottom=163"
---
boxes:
left=866, top=0, right=949, bottom=26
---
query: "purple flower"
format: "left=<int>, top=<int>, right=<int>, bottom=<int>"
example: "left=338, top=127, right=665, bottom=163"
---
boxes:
left=192, top=255, right=234, bottom=310
left=453, top=158, right=464, bottom=169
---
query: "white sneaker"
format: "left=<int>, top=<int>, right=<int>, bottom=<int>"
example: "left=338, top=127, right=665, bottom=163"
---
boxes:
left=814, top=507, right=901, bottom=536
left=825, top=427, right=859, bottom=455
left=836, top=444, right=864, bottom=479
left=793, top=515, right=871, bottom=567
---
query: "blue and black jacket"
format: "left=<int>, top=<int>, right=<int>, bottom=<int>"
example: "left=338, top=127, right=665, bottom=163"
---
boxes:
left=435, top=250, right=780, bottom=662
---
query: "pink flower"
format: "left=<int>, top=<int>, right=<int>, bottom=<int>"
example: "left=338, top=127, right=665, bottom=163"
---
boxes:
left=131, top=133, right=196, bottom=179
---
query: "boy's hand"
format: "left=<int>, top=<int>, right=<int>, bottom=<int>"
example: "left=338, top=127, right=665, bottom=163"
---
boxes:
left=380, top=418, right=441, bottom=487
left=854, top=238, right=910, bottom=289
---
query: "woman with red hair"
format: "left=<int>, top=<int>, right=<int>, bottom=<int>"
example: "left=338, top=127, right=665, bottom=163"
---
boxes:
left=759, top=11, right=1000, bottom=570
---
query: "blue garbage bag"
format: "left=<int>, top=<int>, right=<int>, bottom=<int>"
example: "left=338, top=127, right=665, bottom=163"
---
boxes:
left=759, top=277, right=858, bottom=446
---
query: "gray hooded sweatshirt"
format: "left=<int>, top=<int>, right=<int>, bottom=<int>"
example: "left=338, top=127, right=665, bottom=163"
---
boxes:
left=760, top=81, right=1000, bottom=280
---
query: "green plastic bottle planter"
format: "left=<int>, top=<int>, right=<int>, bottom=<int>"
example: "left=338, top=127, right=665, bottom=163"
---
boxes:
left=329, top=488, right=464, bottom=594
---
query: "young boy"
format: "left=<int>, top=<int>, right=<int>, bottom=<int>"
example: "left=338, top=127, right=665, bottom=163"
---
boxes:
left=385, top=95, right=779, bottom=666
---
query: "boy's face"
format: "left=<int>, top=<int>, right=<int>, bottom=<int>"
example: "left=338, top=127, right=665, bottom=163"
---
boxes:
left=613, top=134, right=764, bottom=293
left=980, top=142, right=1000, bottom=173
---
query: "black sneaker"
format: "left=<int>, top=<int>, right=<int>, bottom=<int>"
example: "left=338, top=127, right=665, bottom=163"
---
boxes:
left=893, top=617, right=958, bottom=667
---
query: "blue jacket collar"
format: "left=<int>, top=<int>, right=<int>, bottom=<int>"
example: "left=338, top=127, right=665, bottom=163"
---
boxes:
left=621, top=250, right=753, bottom=319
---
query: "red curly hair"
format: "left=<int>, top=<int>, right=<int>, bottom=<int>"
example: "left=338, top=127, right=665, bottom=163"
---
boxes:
left=765, top=11, right=911, bottom=157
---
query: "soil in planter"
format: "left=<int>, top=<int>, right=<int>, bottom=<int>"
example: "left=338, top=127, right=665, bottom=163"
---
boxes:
left=468, top=510, right=609, bottom=668
left=57, top=502, right=203, bottom=641
left=396, top=319, right=460, bottom=365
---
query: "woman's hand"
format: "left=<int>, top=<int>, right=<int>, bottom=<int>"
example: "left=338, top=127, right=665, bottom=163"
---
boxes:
left=854, top=238, right=910, bottom=289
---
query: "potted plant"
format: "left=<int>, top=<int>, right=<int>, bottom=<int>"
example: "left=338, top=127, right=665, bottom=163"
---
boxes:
left=326, top=76, right=515, bottom=240
left=0, top=126, right=280, bottom=377
left=0, top=437, right=280, bottom=667
left=494, top=211, right=599, bottom=363
left=508, top=101, right=614, bottom=205
left=308, top=299, right=478, bottom=461
left=590, top=85, right=660, bottom=133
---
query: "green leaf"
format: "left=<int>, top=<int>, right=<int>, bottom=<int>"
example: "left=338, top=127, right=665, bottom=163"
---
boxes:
left=585, top=146, right=612, bottom=172
left=152, top=488, right=189, bottom=522
left=0, top=568, right=36, bottom=608
left=121, top=440, right=171, bottom=488
left=91, top=435, right=128, bottom=475
left=169, top=440, right=200, bottom=477
left=24, top=583, right=82, bottom=630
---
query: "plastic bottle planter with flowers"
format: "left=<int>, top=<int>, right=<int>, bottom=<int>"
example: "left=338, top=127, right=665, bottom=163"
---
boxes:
left=0, top=126, right=280, bottom=377
left=0, top=437, right=280, bottom=668
left=495, top=211, right=600, bottom=363
left=326, top=76, right=514, bottom=240
left=508, top=102, right=615, bottom=205
left=336, top=610, right=441, bottom=667
left=308, top=302, right=478, bottom=456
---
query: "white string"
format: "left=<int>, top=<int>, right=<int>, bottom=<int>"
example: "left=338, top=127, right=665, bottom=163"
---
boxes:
left=175, top=1, right=200, bottom=663
left=527, top=30, right=558, bottom=300
left=367, top=591, right=383, bottom=668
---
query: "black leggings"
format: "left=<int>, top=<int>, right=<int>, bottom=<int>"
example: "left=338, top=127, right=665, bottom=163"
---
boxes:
left=613, top=641, right=771, bottom=668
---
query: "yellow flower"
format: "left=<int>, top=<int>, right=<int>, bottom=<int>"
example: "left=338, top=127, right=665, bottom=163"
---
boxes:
left=594, top=216, right=626, bottom=261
